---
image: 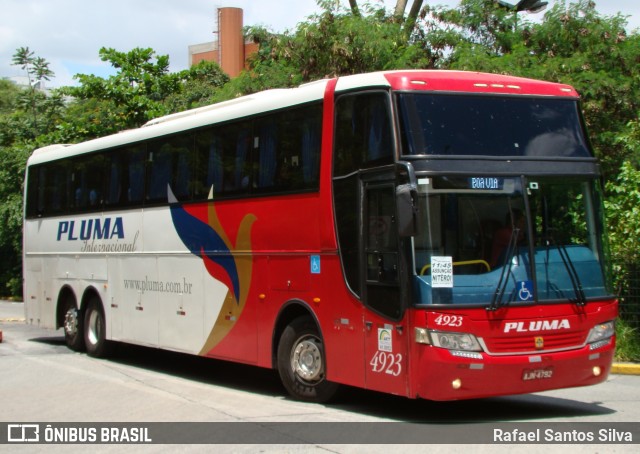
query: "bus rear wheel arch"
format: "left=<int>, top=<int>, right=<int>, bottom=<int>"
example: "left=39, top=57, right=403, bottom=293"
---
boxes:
left=276, top=316, right=338, bottom=403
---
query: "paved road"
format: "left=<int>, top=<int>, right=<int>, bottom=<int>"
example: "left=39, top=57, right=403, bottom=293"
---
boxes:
left=1, top=301, right=638, bottom=453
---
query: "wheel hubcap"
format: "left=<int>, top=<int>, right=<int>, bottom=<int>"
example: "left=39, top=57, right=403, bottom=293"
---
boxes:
left=64, top=308, right=78, bottom=337
left=291, top=336, right=323, bottom=382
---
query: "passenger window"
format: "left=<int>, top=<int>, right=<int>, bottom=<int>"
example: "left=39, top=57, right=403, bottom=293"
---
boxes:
left=70, top=154, right=104, bottom=212
left=104, top=145, right=146, bottom=207
left=147, top=135, right=194, bottom=203
left=334, top=92, right=394, bottom=176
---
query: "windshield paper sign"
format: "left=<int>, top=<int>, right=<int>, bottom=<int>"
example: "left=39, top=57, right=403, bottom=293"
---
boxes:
left=431, top=256, right=453, bottom=288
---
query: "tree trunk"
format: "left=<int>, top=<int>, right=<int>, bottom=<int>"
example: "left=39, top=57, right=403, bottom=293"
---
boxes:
left=395, top=0, right=409, bottom=18
left=406, top=0, right=424, bottom=30
left=348, top=0, right=360, bottom=16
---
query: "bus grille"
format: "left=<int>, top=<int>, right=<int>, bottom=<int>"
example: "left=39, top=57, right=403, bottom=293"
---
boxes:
left=483, top=332, right=586, bottom=354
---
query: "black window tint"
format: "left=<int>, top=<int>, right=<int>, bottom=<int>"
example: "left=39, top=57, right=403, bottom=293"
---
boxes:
left=26, top=103, right=324, bottom=218
left=254, top=104, right=322, bottom=193
left=25, top=167, right=40, bottom=218
left=195, top=123, right=251, bottom=199
left=70, top=153, right=104, bottom=211
left=195, top=105, right=321, bottom=201
left=26, top=164, right=68, bottom=217
left=105, top=145, right=146, bottom=207
left=334, top=92, right=394, bottom=176
left=333, top=175, right=361, bottom=296
left=398, top=94, right=592, bottom=157
left=194, top=129, right=223, bottom=199
left=332, top=93, right=394, bottom=297
left=147, top=135, right=194, bottom=203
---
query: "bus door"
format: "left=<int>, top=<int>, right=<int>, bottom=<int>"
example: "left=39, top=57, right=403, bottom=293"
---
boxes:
left=362, top=182, right=409, bottom=395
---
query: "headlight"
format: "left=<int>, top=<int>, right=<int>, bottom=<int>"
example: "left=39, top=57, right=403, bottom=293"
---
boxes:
left=429, top=331, right=482, bottom=351
left=586, top=320, right=615, bottom=344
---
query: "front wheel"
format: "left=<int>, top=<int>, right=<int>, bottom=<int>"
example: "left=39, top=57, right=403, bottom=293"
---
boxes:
left=277, top=317, right=338, bottom=403
left=83, top=297, right=111, bottom=358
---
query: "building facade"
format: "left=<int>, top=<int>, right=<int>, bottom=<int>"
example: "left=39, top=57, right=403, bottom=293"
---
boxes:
left=188, top=7, right=258, bottom=78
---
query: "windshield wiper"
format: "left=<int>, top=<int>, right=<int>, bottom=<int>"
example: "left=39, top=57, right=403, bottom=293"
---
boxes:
left=488, top=228, right=520, bottom=311
left=556, top=242, right=587, bottom=306
left=544, top=232, right=586, bottom=306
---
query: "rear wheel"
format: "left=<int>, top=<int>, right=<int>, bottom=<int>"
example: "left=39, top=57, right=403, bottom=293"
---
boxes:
left=62, top=298, right=84, bottom=352
left=83, top=297, right=111, bottom=358
left=277, top=317, right=338, bottom=403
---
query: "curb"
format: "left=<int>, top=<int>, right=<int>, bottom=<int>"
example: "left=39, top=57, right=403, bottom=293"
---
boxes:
left=611, top=363, right=640, bottom=375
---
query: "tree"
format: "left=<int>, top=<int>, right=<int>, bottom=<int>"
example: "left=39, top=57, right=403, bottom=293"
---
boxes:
left=66, top=47, right=183, bottom=130
left=11, top=47, right=54, bottom=88
left=11, top=47, right=55, bottom=138
left=163, top=60, right=230, bottom=112
left=0, top=143, right=31, bottom=296
left=419, top=0, right=640, bottom=178
left=237, top=0, right=436, bottom=91
left=347, top=0, right=424, bottom=29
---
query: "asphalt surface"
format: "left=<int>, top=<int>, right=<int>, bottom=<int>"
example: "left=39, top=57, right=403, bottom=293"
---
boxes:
left=1, top=299, right=638, bottom=453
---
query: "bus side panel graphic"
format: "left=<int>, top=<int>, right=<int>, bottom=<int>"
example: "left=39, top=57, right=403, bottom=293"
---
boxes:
left=168, top=186, right=256, bottom=354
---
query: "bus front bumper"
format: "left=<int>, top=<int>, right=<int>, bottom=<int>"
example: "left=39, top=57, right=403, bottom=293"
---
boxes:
left=414, top=339, right=615, bottom=401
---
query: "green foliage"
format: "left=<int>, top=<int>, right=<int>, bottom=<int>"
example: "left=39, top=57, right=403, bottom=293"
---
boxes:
left=163, top=60, right=230, bottom=111
left=421, top=0, right=640, bottom=179
left=66, top=47, right=182, bottom=129
left=0, top=80, right=20, bottom=114
left=0, top=143, right=31, bottom=296
left=235, top=1, right=436, bottom=92
left=615, top=318, right=640, bottom=362
left=10, top=47, right=56, bottom=139
left=604, top=117, right=640, bottom=268
left=12, top=46, right=54, bottom=84
left=605, top=161, right=640, bottom=266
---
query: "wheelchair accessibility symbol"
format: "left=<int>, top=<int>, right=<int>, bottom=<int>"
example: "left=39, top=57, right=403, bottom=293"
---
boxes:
left=517, top=280, right=534, bottom=301
left=310, top=255, right=321, bottom=274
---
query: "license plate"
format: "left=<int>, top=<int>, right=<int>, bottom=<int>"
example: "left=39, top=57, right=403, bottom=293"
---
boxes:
left=522, top=366, right=554, bottom=381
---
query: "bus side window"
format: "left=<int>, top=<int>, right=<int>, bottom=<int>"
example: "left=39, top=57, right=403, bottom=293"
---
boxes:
left=194, top=129, right=222, bottom=199
left=333, top=92, right=395, bottom=297
left=48, top=162, right=69, bottom=215
left=103, top=145, right=146, bottom=208
left=256, top=119, right=278, bottom=189
left=146, top=135, right=194, bottom=204
left=69, top=153, right=104, bottom=212
left=231, top=125, right=251, bottom=193
left=301, top=115, right=321, bottom=186
left=335, top=91, right=393, bottom=175
left=127, top=146, right=146, bottom=204
left=254, top=104, right=322, bottom=193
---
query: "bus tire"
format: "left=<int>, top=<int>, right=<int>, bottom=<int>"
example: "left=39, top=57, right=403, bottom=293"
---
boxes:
left=83, top=297, right=111, bottom=358
left=277, top=317, right=338, bottom=403
left=62, top=298, right=84, bottom=352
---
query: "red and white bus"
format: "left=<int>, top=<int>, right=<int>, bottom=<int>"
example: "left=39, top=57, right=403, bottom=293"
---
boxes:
left=23, top=70, right=617, bottom=402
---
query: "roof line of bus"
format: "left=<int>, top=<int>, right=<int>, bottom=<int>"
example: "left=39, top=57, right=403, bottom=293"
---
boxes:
left=28, top=70, right=579, bottom=164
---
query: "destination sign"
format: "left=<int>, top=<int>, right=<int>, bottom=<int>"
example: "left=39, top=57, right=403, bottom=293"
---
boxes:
left=468, top=177, right=504, bottom=190
left=427, top=176, right=515, bottom=193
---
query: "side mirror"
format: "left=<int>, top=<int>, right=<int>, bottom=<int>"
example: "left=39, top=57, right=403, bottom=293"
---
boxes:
left=396, top=183, right=420, bottom=237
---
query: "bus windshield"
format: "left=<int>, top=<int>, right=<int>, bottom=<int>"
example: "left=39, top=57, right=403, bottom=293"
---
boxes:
left=397, top=93, right=592, bottom=158
left=413, top=176, right=611, bottom=306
